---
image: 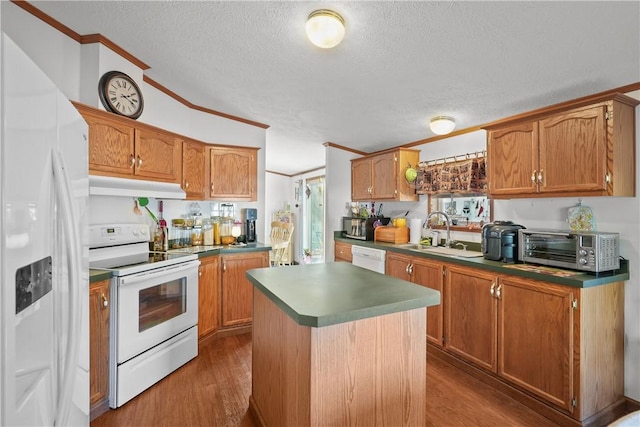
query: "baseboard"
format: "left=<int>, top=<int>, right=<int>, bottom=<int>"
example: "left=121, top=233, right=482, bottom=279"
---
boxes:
left=90, top=398, right=110, bottom=422
left=198, top=324, right=252, bottom=349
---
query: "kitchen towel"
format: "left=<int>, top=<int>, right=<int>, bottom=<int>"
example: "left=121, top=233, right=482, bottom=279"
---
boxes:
left=410, top=218, right=422, bottom=244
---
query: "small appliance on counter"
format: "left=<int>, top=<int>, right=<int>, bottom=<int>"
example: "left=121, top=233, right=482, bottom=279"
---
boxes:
left=482, top=220, right=526, bottom=263
left=519, top=229, right=620, bottom=273
left=242, top=208, right=257, bottom=242
left=342, top=216, right=390, bottom=241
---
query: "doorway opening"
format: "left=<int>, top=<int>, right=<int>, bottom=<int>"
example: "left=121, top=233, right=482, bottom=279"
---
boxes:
left=301, top=175, right=325, bottom=263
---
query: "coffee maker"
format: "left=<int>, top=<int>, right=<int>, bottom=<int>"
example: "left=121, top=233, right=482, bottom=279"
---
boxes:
left=242, top=208, right=257, bottom=242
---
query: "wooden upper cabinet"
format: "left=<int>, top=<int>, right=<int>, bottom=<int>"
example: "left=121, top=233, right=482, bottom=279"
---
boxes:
left=77, top=104, right=182, bottom=184
left=351, top=157, right=374, bottom=200
left=208, top=146, right=258, bottom=201
left=351, top=148, right=419, bottom=201
left=134, top=128, right=182, bottom=183
left=486, top=93, right=638, bottom=198
left=83, top=112, right=136, bottom=175
left=182, top=139, right=206, bottom=200
left=538, top=105, right=606, bottom=194
left=487, top=122, right=539, bottom=196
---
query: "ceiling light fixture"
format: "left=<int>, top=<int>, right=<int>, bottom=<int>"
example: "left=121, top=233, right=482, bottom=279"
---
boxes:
left=430, top=116, right=456, bottom=135
left=305, top=9, right=345, bottom=49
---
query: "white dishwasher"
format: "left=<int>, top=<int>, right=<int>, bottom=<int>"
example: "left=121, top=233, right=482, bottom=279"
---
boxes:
left=351, top=245, right=386, bottom=274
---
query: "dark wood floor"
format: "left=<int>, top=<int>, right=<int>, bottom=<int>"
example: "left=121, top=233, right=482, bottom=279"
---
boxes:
left=92, top=332, right=562, bottom=427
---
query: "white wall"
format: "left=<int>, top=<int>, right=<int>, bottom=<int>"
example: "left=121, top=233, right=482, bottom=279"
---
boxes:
left=1, top=2, right=268, bottom=242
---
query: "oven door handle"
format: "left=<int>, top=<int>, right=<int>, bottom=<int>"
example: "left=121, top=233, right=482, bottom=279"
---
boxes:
left=119, top=260, right=200, bottom=287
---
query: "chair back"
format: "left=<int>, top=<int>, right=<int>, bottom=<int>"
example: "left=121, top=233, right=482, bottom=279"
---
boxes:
left=270, top=221, right=294, bottom=266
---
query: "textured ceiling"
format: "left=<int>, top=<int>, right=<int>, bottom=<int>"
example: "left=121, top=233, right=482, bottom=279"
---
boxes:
left=32, top=1, right=640, bottom=176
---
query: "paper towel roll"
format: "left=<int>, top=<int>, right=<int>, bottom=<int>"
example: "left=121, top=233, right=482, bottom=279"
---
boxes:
left=409, top=218, right=422, bottom=244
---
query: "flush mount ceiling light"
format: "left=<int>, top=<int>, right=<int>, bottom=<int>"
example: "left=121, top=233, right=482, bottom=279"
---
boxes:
left=305, top=9, right=345, bottom=49
left=430, top=116, right=456, bottom=135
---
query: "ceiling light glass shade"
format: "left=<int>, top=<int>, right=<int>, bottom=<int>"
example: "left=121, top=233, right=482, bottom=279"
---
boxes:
left=430, top=116, right=456, bottom=135
left=305, top=10, right=345, bottom=49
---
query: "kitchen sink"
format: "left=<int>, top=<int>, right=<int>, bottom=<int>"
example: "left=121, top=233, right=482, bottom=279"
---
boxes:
left=398, top=244, right=483, bottom=258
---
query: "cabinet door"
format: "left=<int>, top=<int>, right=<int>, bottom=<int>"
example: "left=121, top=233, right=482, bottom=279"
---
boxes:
left=539, top=105, right=606, bottom=194
left=334, top=241, right=352, bottom=262
left=89, top=280, right=110, bottom=409
left=351, top=157, right=372, bottom=200
left=385, top=252, right=412, bottom=281
left=411, top=258, right=444, bottom=347
left=198, top=255, right=220, bottom=338
left=371, top=152, right=397, bottom=199
left=209, top=147, right=258, bottom=201
left=221, top=251, right=268, bottom=326
left=85, top=114, right=136, bottom=176
left=182, top=139, right=206, bottom=200
left=488, top=122, right=539, bottom=196
left=134, top=128, right=182, bottom=183
left=445, top=265, right=497, bottom=372
left=498, top=275, right=577, bottom=414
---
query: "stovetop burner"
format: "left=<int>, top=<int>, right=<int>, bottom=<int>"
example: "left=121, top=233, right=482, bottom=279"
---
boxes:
left=89, top=223, right=198, bottom=276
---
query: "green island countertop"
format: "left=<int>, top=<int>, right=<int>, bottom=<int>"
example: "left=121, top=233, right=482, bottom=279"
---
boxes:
left=335, top=234, right=629, bottom=288
left=246, top=262, right=441, bottom=328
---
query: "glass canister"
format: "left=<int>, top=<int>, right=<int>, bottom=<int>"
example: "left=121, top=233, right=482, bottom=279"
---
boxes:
left=220, top=218, right=234, bottom=245
left=213, top=217, right=221, bottom=245
left=203, top=219, right=214, bottom=246
left=191, top=226, right=203, bottom=246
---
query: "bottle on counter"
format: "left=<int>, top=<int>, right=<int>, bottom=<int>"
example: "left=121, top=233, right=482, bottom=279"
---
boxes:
left=213, top=217, right=221, bottom=245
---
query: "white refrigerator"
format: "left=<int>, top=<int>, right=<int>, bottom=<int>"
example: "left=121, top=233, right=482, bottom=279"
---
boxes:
left=1, top=33, right=90, bottom=426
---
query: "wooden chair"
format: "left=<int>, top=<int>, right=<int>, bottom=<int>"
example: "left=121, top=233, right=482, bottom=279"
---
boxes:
left=269, top=221, right=294, bottom=266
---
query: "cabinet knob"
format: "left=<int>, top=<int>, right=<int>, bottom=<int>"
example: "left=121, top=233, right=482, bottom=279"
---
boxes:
left=490, top=282, right=496, bottom=297
left=129, top=155, right=136, bottom=168
left=185, top=180, right=190, bottom=189
left=496, top=284, right=502, bottom=299
left=537, top=169, right=544, bottom=184
left=136, top=156, right=143, bottom=168
left=530, top=170, right=537, bottom=184
left=101, top=293, right=108, bottom=309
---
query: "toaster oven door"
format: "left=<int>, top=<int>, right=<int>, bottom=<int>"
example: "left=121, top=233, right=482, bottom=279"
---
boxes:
left=521, top=232, right=577, bottom=265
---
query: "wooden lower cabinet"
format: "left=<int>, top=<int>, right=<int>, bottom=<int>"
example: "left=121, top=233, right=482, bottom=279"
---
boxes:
left=386, top=252, right=444, bottom=347
left=221, top=251, right=269, bottom=327
left=198, top=255, right=220, bottom=338
left=334, top=241, right=352, bottom=262
left=443, top=263, right=625, bottom=423
left=89, top=279, right=110, bottom=420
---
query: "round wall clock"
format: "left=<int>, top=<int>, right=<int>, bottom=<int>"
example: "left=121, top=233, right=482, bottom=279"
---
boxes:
left=98, top=71, right=144, bottom=119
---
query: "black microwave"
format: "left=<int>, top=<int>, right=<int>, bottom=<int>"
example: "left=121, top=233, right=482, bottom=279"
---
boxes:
left=342, top=217, right=390, bottom=241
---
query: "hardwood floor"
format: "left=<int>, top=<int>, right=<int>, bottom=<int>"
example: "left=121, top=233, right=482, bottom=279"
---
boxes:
left=92, top=332, right=561, bottom=427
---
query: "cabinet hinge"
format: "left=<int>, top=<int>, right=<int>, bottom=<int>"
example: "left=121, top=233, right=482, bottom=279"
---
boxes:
left=572, top=397, right=577, bottom=408
left=442, top=336, right=446, bottom=344
left=442, top=267, right=446, bottom=276
left=606, top=111, right=612, bottom=120
left=571, top=299, right=578, bottom=310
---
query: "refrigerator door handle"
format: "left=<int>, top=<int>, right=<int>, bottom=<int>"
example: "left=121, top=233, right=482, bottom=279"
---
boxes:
left=51, top=148, right=82, bottom=427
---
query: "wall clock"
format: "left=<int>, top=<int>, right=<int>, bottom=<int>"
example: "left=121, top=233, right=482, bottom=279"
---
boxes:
left=98, top=71, right=144, bottom=119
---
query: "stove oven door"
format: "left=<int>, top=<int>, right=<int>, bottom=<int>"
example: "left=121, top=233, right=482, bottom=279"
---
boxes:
left=115, top=260, right=199, bottom=363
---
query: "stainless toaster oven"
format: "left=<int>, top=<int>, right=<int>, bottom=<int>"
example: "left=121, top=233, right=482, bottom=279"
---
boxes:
left=518, top=229, right=620, bottom=273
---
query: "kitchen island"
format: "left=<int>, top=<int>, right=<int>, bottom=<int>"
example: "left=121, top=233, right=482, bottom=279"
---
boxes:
left=246, top=262, right=440, bottom=427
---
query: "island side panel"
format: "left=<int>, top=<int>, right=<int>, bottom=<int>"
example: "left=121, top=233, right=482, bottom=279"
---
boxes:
left=250, top=288, right=312, bottom=427
left=309, top=308, right=427, bottom=427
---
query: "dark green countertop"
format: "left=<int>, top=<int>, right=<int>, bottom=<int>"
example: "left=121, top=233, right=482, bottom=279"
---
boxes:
left=90, top=243, right=271, bottom=282
left=335, top=235, right=629, bottom=288
left=246, top=262, right=441, bottom=328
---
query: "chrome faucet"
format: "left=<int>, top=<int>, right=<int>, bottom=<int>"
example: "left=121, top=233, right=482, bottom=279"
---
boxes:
left=426, top=211, right=451, bottom=247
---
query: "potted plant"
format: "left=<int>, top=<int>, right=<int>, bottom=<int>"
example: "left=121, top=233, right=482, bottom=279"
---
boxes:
left=303, top=249, right=311, bottom=264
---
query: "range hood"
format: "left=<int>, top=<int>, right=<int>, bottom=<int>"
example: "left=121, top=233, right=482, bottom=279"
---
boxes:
left=89, top=175, right=186, bottom=199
